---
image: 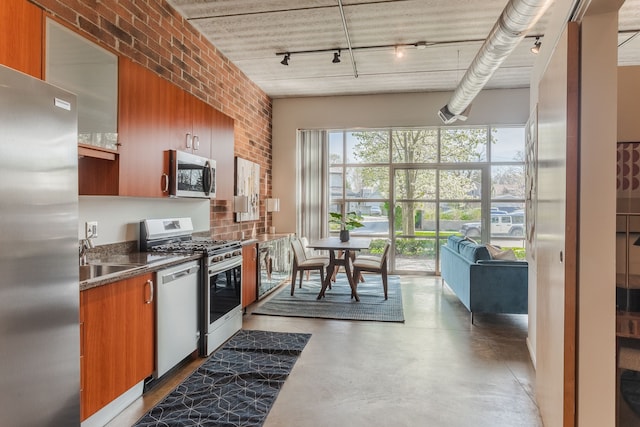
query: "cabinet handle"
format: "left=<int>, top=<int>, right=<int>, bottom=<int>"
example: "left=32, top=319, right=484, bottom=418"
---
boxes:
left=79, top=322, right=84, bottom=357
left=193, top=135, right=200, bottom=150
left=186, top=132, right=192, bottom=149
left=161, top=173, right=169, bottom=193
left=145, top=279, right=154, bottom=304
left=162, top=265, right=200, bottom=284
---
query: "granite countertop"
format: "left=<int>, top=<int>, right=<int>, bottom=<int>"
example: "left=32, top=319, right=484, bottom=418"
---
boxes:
left=80, top=252, right=202, bottom=291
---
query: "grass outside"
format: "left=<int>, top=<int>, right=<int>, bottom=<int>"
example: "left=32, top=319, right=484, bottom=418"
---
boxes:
left=366, top=231, right=527, bottom=260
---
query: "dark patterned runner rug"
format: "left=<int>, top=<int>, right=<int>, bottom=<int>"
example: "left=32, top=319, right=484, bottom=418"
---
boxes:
left=133, top=330, right=311, bottom=427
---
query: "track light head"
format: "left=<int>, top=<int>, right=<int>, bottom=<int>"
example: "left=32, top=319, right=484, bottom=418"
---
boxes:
left=530, top=37, right=541, bottom=54
left=280, top=53, right=290, bottom=66
left=332, top=50, right=341, bottom=64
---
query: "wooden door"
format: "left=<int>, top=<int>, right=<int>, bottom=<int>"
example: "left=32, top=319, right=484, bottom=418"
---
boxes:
left=242, top=244, right=258, bottom=308
left=0, top=0, right=42, bottom=78
left=80, top=273, right=155, bottom=420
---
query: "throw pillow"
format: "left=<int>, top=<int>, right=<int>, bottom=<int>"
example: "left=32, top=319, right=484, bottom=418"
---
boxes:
left=485, top=244, right=517, bottom=260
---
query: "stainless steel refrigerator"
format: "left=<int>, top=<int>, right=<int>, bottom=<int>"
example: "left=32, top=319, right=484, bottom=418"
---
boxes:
left=0, top=65, right=80, bottom=425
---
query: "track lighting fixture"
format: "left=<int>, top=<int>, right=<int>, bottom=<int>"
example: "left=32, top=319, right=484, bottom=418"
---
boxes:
left=530, top=37, right=541, bottom=54
left=276, top=35, right=544, bottom=68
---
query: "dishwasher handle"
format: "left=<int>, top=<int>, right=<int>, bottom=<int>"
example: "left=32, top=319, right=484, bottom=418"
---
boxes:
left=161, top=264, right=200, bottom=284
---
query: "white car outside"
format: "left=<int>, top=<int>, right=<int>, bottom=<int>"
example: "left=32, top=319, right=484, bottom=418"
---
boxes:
left=460, top=214, right=524, bottom=238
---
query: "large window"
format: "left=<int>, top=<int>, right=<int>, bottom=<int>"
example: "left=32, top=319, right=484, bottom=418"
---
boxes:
left=327, top=126, right=526, bottom=273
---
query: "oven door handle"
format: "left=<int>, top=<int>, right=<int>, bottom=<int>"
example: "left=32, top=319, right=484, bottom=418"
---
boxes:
left=162, top=265, right=200, bottom=284
left=208, top=257, right=242, bottom=275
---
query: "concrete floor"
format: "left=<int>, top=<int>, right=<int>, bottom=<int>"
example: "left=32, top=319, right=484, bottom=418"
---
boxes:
left=108, top=275, right=542, bottom=427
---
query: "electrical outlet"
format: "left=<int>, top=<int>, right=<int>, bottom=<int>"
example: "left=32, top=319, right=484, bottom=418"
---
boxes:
left=85, top=221, right=98, bottom=239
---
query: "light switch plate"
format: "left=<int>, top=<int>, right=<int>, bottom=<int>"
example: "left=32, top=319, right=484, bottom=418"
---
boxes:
left=86, top=221, right=98, bottom=239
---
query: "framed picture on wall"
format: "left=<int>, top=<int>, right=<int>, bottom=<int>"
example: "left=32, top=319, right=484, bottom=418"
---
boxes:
left=235, top=157, right=260, bottom=222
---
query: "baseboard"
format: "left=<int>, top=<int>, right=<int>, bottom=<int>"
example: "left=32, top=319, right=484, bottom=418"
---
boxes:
left=526, top=335, right=537, bottom=369
left=81, top=381, right=144, bottom=427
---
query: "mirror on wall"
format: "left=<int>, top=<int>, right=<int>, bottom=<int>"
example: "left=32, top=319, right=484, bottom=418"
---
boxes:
left=45, top=19, right=118, bottom=150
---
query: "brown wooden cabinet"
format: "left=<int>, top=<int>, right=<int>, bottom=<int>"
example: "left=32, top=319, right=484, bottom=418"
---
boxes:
left=174, top=95, right=213, bottom=159
left=80, top=57, right=234, bottom=197
left=80, top=58, right=182, bottom=196
left=0, top=0, right=42, bottom=78
left=210, top=109, right=235, bottom=201
left=242, top=243, right=258, bottom=308
left=80, top=273, right=155, bottom=421
left=115, top=57, right=175, bottom=197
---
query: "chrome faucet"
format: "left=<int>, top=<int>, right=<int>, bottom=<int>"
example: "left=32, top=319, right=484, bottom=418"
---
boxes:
left=79, top=238, right=94, bottom=266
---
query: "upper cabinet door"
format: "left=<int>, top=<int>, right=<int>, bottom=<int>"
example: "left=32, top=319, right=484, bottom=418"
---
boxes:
left=0, top=0, right=42, bottom=78
left=190, top=98, right=213, bottom=159
left=45, top=19, right=118, bottom=150
left=210, top=110, right=235, bottom=201
left=117, top=57, right=170, bottom=197
left=170, top=90, right=213, bottom=159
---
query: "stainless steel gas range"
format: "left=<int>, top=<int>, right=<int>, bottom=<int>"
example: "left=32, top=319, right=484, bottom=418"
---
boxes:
left=140, top=218, right=243, bottom=357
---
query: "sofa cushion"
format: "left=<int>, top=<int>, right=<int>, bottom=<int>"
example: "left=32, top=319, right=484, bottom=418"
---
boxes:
left=447, top=235, right=466, bottom=252
left=458, top=239, right=491, bottom=262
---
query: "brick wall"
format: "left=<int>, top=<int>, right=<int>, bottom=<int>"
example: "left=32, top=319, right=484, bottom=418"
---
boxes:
left=34, top=0, right=272, bottom=239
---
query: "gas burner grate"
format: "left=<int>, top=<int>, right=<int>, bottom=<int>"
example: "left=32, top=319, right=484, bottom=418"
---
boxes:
left=148, top=239, right=241, bottom=256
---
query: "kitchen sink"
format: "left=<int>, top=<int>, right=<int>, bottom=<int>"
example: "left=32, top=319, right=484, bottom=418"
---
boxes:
left=79, top=263, right=144, bottom=281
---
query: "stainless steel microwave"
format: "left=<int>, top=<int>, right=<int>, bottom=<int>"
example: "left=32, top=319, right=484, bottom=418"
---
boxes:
left=169, top=150, right=216, bottom=199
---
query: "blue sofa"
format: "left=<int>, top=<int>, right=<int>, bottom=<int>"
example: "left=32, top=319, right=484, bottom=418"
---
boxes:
left=440, top=236, right=528, bottom=321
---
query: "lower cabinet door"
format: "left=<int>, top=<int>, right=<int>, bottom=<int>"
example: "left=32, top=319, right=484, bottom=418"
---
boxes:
left=242, top=244, right=258, bottom=308
left=80, top=273, right=155, bottom=420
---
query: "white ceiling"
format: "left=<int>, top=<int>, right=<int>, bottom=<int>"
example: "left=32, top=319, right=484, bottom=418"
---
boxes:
left=167, top=0, right=640, bottom=99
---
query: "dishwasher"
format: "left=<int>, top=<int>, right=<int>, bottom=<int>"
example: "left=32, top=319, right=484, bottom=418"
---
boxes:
left=155, top=260, right=200, bottom=378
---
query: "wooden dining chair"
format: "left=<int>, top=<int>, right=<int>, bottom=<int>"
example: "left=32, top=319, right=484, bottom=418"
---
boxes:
left=351, top=239, right=391, bottom=299
left=290, top=236, right=329, bottom=296
left=300, top=237, right=324, bottom=281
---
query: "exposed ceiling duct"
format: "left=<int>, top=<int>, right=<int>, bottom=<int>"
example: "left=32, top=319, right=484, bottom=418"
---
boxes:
left=438, top=0, right=551, bottom=124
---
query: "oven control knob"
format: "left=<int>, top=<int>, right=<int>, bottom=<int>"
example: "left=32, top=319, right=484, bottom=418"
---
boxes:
left=224, top=253, right=231, bottom=258
left=212, top=255, right=222, bottom=262
left=233, top=250, right=241, bottom=257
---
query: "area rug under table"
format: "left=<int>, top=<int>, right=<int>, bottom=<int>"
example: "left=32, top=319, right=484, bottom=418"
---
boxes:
left=252, top=274, right=404, bottom=322
left=133, top=329, right=311, bottom=427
